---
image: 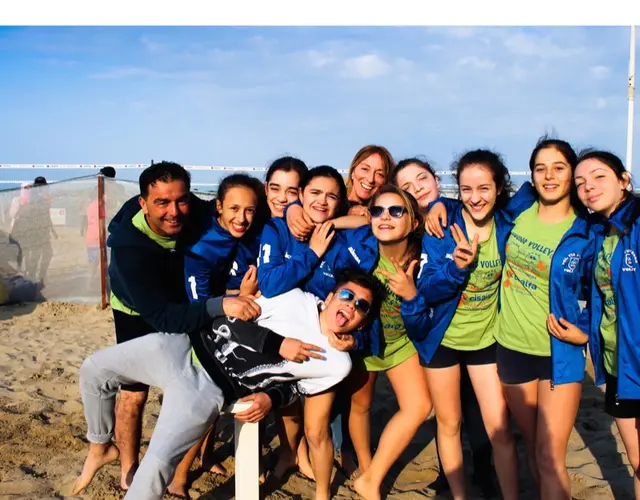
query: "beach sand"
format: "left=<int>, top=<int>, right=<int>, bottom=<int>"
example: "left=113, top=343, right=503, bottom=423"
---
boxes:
left=0, top=301, right=636, bottom=499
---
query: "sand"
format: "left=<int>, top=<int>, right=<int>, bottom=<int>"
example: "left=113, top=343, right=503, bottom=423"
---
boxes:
left=0, top=301, right=636, bottom=499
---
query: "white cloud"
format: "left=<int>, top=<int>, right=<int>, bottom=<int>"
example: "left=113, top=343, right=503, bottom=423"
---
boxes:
left=342, top=53, right=391, bottom=79
left=590, top=65, right=611, bottom=79
left=503, top=32, right=584, bottom=59
left=456, top=56, right=496, bottom=70
left=306, top=49, right=335, bottom=68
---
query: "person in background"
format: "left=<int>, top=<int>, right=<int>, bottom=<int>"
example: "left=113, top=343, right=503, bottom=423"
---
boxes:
left=10, top=177, right=57, bottom=283
left=0, top=275, right=45, bottom=305
left=85, top=192, right=104, bottom=289
left=575, top=150, right=640, bottom=500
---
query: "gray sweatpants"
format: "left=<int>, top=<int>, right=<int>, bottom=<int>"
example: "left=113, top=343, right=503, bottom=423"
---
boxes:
left=79, top=332, right=224, bottom=500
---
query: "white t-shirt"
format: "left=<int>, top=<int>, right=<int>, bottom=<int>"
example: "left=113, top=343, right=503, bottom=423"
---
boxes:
left=254, top=289, right=352, bottom=395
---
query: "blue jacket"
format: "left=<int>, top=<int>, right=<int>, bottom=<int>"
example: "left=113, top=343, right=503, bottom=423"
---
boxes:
left=402, top=203, right=513, bottom=364
left=405, top=183, right=593, bottom=385
left=226, top=227, right=263, bottom=291
left=587, top=197, right=640, bottom=398
left=257, top=217, right=353, bottom=300
left=338, top=224, right=432, bottom=357
left=183, top=216, right=241, bottom=302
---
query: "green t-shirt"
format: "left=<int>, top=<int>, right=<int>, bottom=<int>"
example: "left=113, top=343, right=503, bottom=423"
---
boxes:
left=496, top=203, right=576, bottom=356
left=363, top=253, right=416, bottom=372
left=442, top=222, right=501, bottom=351
left=595, top=231, right=620, bottom=376
left=110, top=210, right=177, bottom=315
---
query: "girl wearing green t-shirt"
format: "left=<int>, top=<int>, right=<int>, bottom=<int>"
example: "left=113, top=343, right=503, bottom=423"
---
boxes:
left=344, top=185, right=432, bottom=500
left=575, top=150, right=640, bottom=499
left=412, top=150, right=519, bottom=500
left=496, top=138, right=592, bottom=500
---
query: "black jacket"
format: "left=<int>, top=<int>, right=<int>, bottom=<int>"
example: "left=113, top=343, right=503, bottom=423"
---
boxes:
left=107, top=194, right=223, bottom=333
left=190, top=315, right=299, bottom=409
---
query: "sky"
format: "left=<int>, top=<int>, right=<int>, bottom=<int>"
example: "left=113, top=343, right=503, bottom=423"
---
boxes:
left=0, top=25, right=638, bottom=182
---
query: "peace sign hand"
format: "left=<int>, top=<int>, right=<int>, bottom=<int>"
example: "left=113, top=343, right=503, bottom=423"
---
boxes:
left=377, top=257, right=419, bottom=301
left=451, top=223, right=479, bottom=270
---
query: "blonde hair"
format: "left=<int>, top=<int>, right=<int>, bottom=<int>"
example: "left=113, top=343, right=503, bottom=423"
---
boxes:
left=346, top=145, right=395, bottom=197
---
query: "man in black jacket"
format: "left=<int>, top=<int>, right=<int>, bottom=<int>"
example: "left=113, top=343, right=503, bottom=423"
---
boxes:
left=105, top=161, right=256, bottom=489
left=71, top=269, right=381, bottom=500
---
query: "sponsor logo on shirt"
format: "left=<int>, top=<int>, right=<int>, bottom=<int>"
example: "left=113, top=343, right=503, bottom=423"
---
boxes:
left=623, top=249, right=638, bottom=272
left=562, top=253, right=581, bottom=274
left=284, top=252, right=291, bottom=259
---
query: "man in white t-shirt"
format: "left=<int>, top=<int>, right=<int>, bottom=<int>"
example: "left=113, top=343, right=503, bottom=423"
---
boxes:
left=71, top=268, right=384, bottom=500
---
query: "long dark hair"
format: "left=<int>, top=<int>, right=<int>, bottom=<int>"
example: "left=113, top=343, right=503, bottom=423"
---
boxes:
left=453, top=149, right=512, bottom=210
left=217, top=173, right=270, bottom=230
left=529, top=135, right=582, bottom=210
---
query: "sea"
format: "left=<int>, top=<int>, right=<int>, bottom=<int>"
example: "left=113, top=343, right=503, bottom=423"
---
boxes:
left=0, top=164, right=535, bottom=195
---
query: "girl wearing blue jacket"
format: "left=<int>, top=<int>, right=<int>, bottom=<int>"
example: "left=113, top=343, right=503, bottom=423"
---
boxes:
left=184, top=173, right=263, bottom=302
left=340, top=185, right=432, bottom=500
left=175, top=173, right=264, bottom=496
left=392, top=157, right=497, bottom=496
left=257, top=165, right=357, bottom=495
left=495, top=139, right=592, bottom=500
left=405, top=150, right=519, bottom=500
left=226, top=156, right=308, bottom=294
left=425, top=138, right=593, bottom=500
left=258, top=165, right=351, bottom=299
left=574, top=150, right=640, bottom=498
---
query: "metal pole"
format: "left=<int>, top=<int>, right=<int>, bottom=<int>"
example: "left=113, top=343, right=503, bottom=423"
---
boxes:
left=626, top=25, right=636, bottom=176
left=97, top=174, right=108, bottom=309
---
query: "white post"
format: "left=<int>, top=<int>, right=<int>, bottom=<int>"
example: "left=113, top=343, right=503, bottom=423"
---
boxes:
left=228, top=400, right=260, bottom=500
left=626, top=25, right=636, bottom=176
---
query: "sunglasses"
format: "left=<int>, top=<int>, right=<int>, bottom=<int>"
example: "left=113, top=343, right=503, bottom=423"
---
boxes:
left=369, top=205, right=407, bottom=219
left=337, top=288, right=371, bottom=316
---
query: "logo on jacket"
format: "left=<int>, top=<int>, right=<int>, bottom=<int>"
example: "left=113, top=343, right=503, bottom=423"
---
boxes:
left=418, top=253, right=428, bottom=279
left=229, top=260, right=238, bottom=276
left=285, top=252, right=291, bottom=259
left=348, top=247, right=361, bottom=264
left=562, top=253, right=581, bottom=273
left=623, top=249, right=638, bottom=272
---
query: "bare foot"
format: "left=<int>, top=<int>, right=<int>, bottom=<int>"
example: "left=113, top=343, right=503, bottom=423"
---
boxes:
left=353, top=474, right=381, bottom=500
left=71, top=442, right=120, bottom=495
left=166, top=480, right=189, bottom=498
left=120, top=462, right=138, bottom=490
left=296, top=444, right=315, bottom=480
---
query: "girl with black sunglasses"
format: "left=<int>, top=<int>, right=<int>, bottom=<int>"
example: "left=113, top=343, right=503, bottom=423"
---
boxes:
left=336, top=184, right=433, bottom=500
